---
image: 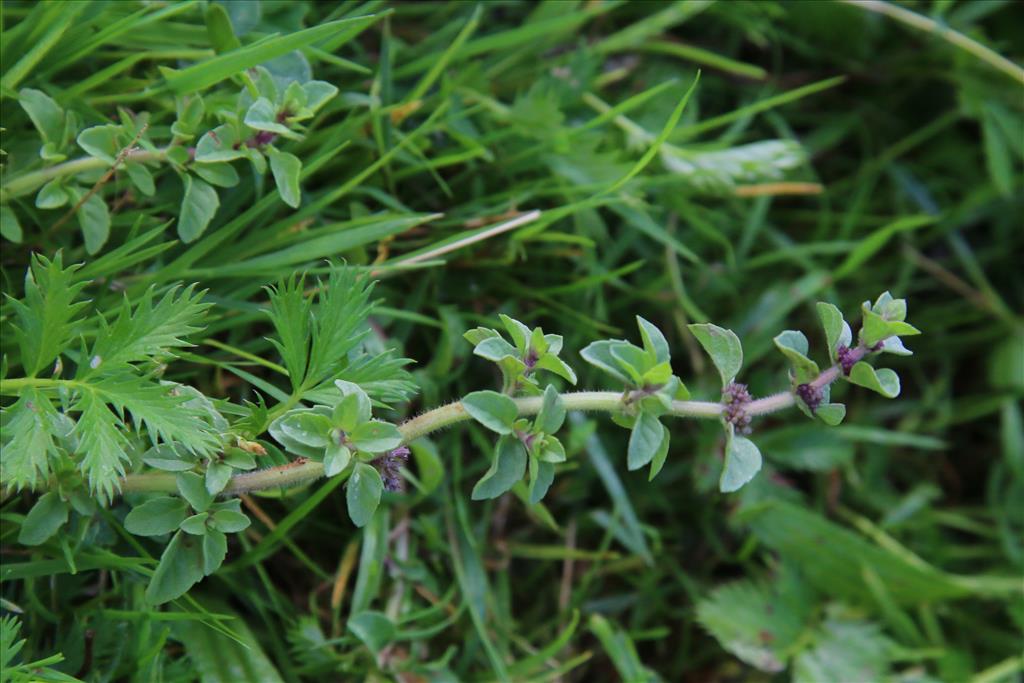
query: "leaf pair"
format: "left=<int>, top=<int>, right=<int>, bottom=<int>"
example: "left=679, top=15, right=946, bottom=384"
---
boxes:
left=465, top=314, right=576, bottom=395
left=583, top=317, right=686, bottom=481
left=772, top=329, right=846, bottom=425
left=464, top=385, right=566, bottom=504
left=582, top=316, right=683, bottom=400
left=269, top=380, right=402, bottom=527
left=689, top=322, right=763, bottom=493
left=815, top=292, right=919, bottom=401
left=126, top=472, right=252, bottom=604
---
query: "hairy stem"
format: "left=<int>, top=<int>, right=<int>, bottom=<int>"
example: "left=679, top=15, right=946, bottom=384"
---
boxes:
left=116, top=382, right=795, bottom=495
left=0, top=149, right=167, bottom=201
left=7, top=364, right=854, bottom=497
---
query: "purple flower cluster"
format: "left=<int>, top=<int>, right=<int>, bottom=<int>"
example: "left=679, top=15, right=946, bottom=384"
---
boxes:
left=372, top=446, right=410, bottom=492
left=796, top=383, right=823, bottom=412
left=836, top=345, right=858, bottom=375
left=723, top=382, right=752, bottom=435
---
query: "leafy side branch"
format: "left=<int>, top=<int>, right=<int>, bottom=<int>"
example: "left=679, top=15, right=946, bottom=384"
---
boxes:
left=0, top=259, right=920, bottom=605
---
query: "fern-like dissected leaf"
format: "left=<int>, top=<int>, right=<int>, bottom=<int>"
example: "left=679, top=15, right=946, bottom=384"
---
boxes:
left=696, top=568, right=812, bottom=673
left=94, top=376, right=221, bottom=455
left=5, top=252, right=89, bottom=377
left=305, top=351, right=416, bottom=407
left=265, top=265, right=377, bottom=394
left=306, top=267, right=373, bottom=387
left=792, top=613, right=893, bottom=683
left=74, top=389, right=131, bottom=502
left=0, top=390, right=60, bottom=490
left=264, top=273, right=311, bottom=391
left=661, top=140, right=805, bottom=192
left=80, top=284, right=210, bottom=377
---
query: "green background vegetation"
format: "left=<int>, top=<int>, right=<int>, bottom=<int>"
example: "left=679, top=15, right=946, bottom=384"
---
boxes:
left=1, top=1, right=1022, bottom=681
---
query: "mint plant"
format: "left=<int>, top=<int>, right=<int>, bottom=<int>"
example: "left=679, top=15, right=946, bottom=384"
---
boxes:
left=1, top=256, right=920, bottom=606
left=3, top=64, right=337, bottom=251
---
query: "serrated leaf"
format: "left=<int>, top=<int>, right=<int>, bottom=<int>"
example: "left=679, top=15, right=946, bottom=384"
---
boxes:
left=92, top=376, right=220, bottom=456
left=124, top=496, right=189, bottom=536
left=178, top=174, right=220, bottom=243
left=1, top=390, right=59, bottom=490
left=535, top=384, right=565, bottom=434
left=74, top=389, right=130, bottom=500
left=793, top=617, right=893, bottom=683
left=627, top=412, right=664, bottom=471
left=349, top=421, right=402, bottom=453
left=472, top=435, right=527, bottom=500
left=305, top=267, right=374, bottom=386
left=720, top=431, right=762, bottom=493
left=264, top=274, right=310, bottom=389
left=146, top=530, right=204, bottom=604
left=462, top=390, right=518, bottom=435
left=267, top=148, right=302, bottom=208
left=17, top=492, right=69, bottom=546
left=689, top=323, right=743, bottom=386
left=696, top=573, right=810, bottom=673
left=347, top=462, right=383, bottom=527
left=83, top=285, right=209, bottom=375
left=847, top=362, right=900, bottom=398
